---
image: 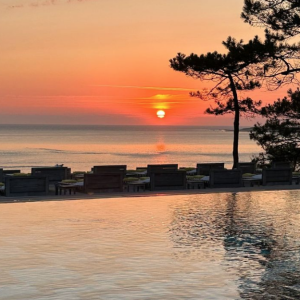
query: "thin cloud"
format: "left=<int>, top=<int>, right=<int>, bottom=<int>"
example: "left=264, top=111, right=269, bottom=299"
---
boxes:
left=6, top=0, right=94, bottom=9
left=3, top=94, right=199, bottom=105
left=92, top=84, right=197, bottom=92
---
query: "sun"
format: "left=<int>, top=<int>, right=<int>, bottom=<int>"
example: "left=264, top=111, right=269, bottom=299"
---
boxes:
left=156, top=110, right=165, bottom=118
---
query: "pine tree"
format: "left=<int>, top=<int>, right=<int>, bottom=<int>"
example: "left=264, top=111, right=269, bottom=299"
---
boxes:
left=170, top=36, right=291, bottom=168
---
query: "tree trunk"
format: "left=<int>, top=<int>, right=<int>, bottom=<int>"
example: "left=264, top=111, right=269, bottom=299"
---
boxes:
left=228, top=74, right=240, bottom=169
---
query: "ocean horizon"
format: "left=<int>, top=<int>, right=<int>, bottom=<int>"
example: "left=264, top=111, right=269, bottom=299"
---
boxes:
left=0, top=124, right=261, bottom=172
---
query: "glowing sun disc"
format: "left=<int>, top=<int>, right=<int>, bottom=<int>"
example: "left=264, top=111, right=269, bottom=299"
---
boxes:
left=157, top=110, right=165, bottom=118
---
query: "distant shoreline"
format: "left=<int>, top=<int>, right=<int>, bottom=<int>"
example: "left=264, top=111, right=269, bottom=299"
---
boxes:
left=225, top=127, right=252, bottom=132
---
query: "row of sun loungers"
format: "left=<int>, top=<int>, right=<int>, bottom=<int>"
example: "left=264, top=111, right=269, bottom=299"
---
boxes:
left=0, top=162, right=298, bottom=197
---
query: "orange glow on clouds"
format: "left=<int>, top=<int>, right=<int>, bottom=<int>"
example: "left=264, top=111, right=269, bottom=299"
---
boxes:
left=1, top=0, right=271, bottom=125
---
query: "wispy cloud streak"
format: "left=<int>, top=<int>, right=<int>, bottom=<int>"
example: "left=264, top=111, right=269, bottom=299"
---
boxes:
left=92, top=85, right=197, bottom=92
left=6, top=0, right=94, bottom=9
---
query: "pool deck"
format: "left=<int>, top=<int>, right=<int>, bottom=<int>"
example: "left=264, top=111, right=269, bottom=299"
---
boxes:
left=0, top=184, right=300, bottom=203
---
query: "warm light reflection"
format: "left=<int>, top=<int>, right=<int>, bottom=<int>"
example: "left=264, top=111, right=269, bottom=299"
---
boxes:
left=156, top=143, right=166, bottom=152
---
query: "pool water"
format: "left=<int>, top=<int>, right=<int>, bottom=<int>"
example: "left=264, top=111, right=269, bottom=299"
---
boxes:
left=0, top=190, right=300, bottom=299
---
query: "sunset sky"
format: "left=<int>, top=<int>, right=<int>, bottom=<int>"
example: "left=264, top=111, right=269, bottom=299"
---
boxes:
left=0, top=0, right=292, bottom=126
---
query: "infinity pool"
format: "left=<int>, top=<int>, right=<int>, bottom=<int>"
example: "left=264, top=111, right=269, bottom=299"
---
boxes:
left=0, top=191, right=300, bottom=299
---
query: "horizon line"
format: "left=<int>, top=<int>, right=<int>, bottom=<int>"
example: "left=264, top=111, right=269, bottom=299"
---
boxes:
left=0, top=123, right=238, bottom=127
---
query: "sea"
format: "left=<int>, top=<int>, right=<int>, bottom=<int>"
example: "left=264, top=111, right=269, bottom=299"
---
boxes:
left=0, top=124, right=262, bottom=173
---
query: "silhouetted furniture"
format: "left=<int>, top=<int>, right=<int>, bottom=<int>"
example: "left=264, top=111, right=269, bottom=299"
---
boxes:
left=84, top=173, right=124, bottom=193
left=55, top=183, right=79, bottom=195
left=197, top=163, right=225, bottom=176
left=71, top=172, right=85, bottom=180
left=4, top=176, right=49, bottom=197
left=31, top=167, right=70, bottom=184
left=237, top=162, right=256, bottom=174
left=293, top=175, right=300, bottom=185
left=93, top=165, right=127, bottom=175
left=126, top=181, right=146, bottom=192
left=0, top=169, right=21, bottom=182
left=187, top=180, right=205, bottom=189
left=180, top=167, right=197, bottom=175
left=242, top=175, right=262, bottom=187
left=3, top=170, right=21, bottom=175
left=150, top=170, right=186, bottom=191
left=209, top=170, right=243, bottom=188
left=271, top=161, right=291, bottom=169
left=147, top=164, right=178, bottom=176
left=262, top=168, right=292, bottom=186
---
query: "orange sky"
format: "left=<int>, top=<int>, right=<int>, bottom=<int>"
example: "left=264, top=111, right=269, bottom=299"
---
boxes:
left=0, top=0, right=294, bottom=126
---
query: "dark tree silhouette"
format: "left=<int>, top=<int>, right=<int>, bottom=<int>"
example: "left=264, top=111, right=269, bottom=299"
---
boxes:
left=242, top=1, right=300, bottom=80
left=242, top=0, right=300, bottom=39
left=169, top=36, right=291, bottom=168
left=242, top=1, right=300, bottom=169
left=250, top=89, right=300, bottom=170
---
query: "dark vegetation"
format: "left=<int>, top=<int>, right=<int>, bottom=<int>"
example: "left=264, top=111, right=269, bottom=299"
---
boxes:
left=250, top=89, right=300, bottom=170
left=243, top=0, right=300, bottom=170
left=170, top=0, right=300, bottom=169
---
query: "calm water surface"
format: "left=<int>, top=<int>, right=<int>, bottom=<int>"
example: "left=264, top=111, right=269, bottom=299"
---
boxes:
left=0, top=125, right=261, bottom=172
left=0, top=190, right=300, bottom=299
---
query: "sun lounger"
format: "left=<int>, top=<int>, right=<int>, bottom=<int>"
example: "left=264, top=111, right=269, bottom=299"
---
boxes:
left=262, top=168, right=292, bottom=186
left=126, top=180, right=147, bottom=192
left=84, top=173, right=124, bottom=193
left=242, top=174, right=262, bottom=187
left=209, top=170, right=243, bottom=188
left=55, top=181, right=83, bottom=195
left=187, top=180, right=205, bottom=189
left=196, top=163, right=225, bottom=176
left=150, top=170, right=186, bottom=191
